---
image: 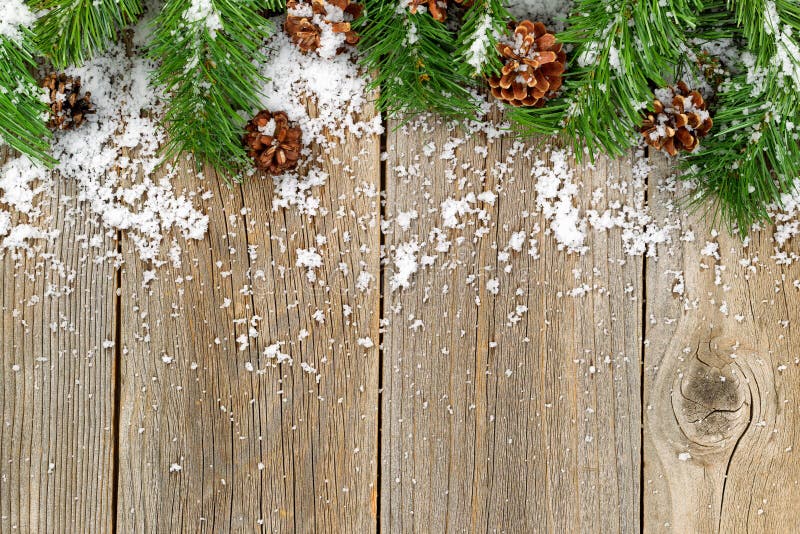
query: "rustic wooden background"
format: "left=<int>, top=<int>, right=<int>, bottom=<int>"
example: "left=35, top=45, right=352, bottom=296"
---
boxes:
left=2, top=102, right=800, bottom=533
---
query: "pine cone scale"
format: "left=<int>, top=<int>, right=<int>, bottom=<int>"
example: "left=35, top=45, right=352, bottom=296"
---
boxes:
left=535, top=34, right=556, bottom=50
left=540, top=62, right=562, bottom=77
left=284, top=16, right=321, bottom=53
left=406, top=0, right=472, bottom=22
left=534, top=51, right=557, bottom=65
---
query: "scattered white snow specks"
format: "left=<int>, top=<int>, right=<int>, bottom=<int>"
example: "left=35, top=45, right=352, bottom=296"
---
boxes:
left=389, top=240, right=420, bottom=291
left=296, top=247, right=324, bottom=282
left=0, top=0, right=36, bottom=42
left=507, top=0, right=574, bottom=32
left=264, top=343, right=292, bottom=364
left=441, top=193, right=479, bottom=229
left=183, top=0, right=223, bottom=38
left=0, top=210, right=10, bottom=237
left=257, top=28, right=383, bottom=150
left=1, top=28, right=208, bottom=261
left=396, top=209, right=418, bottom=231
left=763, top=0, right=800, bottom=90
left=464, top=12, right=497, bottom=74
left=532, top=149, right=587, bottom=253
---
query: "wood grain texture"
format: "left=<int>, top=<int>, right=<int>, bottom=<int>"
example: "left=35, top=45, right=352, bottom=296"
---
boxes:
left=7, top=113, right=800, bottom=534
left=381, top=123, right=642, bottom=533
left=0, top=149, right=117, bottom=533
left=116, top=108, right=381, bottom=532
left=643, top=152, right=800, bottom=532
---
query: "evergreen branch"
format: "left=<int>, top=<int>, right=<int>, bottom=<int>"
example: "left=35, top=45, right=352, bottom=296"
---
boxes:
left=730, top=0, right=800, bottom=75
left=356, top=1, right=478, bottom=119
left=682, top=0, right=800, bottom=232
left=150, top=0, right=279, bottom=177
left=683, top=76, right=800, bottom=231
left=30, top=0, right=144, bottom=68
left=552, top=0, right=701, bottom=159
left=558, top=5, right=645, bottom=157
left=0, top=28, right=53, bottom=165
left=455, top=0, right=510, bottom=78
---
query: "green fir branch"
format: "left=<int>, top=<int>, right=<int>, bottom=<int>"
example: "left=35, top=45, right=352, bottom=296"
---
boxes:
left=683, top=0, right=800, bottom=233
left=30, top=0, right=144, bottom=68
left=0, top=30, right=53, bottom=165
left=356, top=1, right=478, bottom=119
left=149, top=0, right=280, bottom=177
left=454, top=0, right=510, bottom=79
left=549, top=0, right=700, bottom=159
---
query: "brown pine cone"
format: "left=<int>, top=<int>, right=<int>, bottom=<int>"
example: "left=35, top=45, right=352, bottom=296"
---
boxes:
left=284, top=0, right=362, bottom=53
left=42, top=73, right=96, bottom=130
left=407, top=0, right=473, bottom=22
left=244, top=111, right=303, bottom=174
left=487, top=21, right=566, bottom=107
left=640, top=82, right=713, bottom=156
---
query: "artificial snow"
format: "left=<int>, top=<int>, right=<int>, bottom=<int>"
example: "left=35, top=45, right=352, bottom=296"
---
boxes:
left=0, top=0, right=36, bottom=43
left=2, top=5, right=800, bottom=403
left=389, top=240, right=420, bottom=291
left=257, top=28, right=383, bottom=149
left=464, top=12, right=497, bottom=74
left=0, top=27, right=208, bottom=261
left=507, top=0, right=574, bottom=32
left=183, top=0, right=223, bottom=38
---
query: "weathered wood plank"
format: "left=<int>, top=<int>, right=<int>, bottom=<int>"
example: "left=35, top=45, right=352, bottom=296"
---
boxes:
left=117, top=110, right=381, bottom=532
left=0, top=149, right=117, bottom=533
left=643, top=152, right=800, bottom=532
left=381, top=123, right=642, bottom=532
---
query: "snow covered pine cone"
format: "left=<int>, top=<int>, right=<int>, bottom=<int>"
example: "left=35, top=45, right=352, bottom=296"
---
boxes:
left=244, top=110, right=303, bottom=174
left=407, top=0, right=473, bottom=23
left=284, top=0, right=362, bottom=54
left=42, top=73, right=96, bottom=130
left=487, top=21, right=565, bottom=107
left=640, top=82, right=713, bottom=156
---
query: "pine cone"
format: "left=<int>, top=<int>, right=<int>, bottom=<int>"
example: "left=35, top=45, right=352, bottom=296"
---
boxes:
left=284, top=0, right=362, bottom=54
left=487, top=21, right=565, bottom=107
left=244, top=110, right=303, bottom=174
left=640, top=82, right=713, bottom=156
left=42, top=73, right=96, bottom=130
left=407, top=0, right=472, bottom=22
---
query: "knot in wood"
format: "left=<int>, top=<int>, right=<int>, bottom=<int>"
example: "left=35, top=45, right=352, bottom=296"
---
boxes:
left=671, top=338, right=751, bottom=452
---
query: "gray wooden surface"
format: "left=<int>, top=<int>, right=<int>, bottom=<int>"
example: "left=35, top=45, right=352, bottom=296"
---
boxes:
left=643, top=154, right=800, bottom=532
left=381, top=121, right=641, bottom=532
left=2, top=118, right=800, bottom=533
left=0, top=148, right=117, bottom=533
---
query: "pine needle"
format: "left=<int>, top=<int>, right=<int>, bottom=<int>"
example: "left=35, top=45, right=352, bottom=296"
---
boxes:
left=0, top=29, right=53, bottom=165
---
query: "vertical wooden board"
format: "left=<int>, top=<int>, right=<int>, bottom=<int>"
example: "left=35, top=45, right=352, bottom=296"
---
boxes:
left=117, top=111, right=381, bottom=532
left=0, top=149, right=117, bottom=533
left=643, top=153, right=800, bottom=532
left=381, top=124, right=642, bottom=532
